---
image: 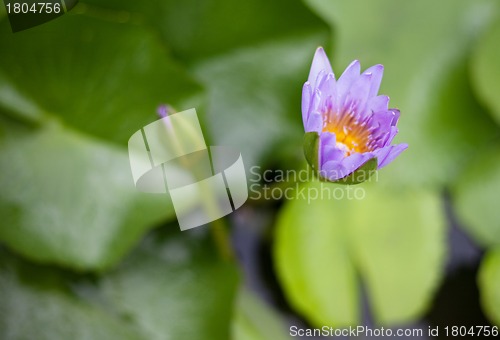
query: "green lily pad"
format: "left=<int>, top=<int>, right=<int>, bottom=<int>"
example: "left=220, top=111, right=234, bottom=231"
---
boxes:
left=471, top=16, right=500, bottom=125
left=0, top=116, right=172, bottom=270
left=99, top=228, right=239, bottom=340
left=0, top=227, right=239, bottom=339
left=0, top=11, right=203, bottom=269
left=274, top=180, right=445, bottom=326
left=478, top=249, right=500, bottom=326
left=232, top=289, right=289, bottom=340
left=452, top=145, right=500, bottom=247
left=0, top=250, right=144, bottom=340
left=80, top=0, right=327, bottom=63
left=0, top=13, right=202, bottom=144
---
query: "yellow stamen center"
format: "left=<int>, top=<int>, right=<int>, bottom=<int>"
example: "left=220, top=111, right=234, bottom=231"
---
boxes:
left=323, top=111, right=371, bottom=156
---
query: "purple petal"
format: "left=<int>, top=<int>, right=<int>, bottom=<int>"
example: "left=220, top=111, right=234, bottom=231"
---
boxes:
left=340, top=153, right=374, bottom=174
left=323, top=95, right=336, bottom=125
left=314, top=69, right=328, bottom=91
left=305, top=111, right=322, bottom=134
left=370, top=108, right=399, bottom=132
left=368, top=109, right=401, bottom=148
left=319, top=132, right=344, bottom=167
left=362, top=64, right=384, bottom=98
left=302, top=82, right=312, bottom=127
left=321, top=152, right=374, bottom=181
left=345, top=73, right=372, bottom=117
left=308, top=89, right=321, bottom=116
left=337, top=60, right=361, bottom=103
left=308, top=47, right=334, bottom=88
left=388, top=109, right=400, bottom=126
left=318, top=73, right=337, bottom=113
left=318, top=72, right=337, bottom=93
left=384, top=126, right=399, bottom=147
left=369, top=126, right=397, bottom=150
left=367, top=95, right=389, bottom=114
left=372, top=143, right=408, bottom=169
left=372, top=110, right=399, bottom=130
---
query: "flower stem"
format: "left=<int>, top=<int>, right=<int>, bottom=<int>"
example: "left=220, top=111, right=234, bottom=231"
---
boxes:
left=158, top=104, right=234, bottom=261
left=210, top=218, right=234, bottom=261
left=195, top=176, right=234, bottom=261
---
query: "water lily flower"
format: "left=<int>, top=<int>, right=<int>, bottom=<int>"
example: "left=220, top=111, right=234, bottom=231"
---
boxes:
left=302, top=47, right=408, bottom=183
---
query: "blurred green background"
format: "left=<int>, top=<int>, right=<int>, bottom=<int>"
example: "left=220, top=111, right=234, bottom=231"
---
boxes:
left=0, top=0, right=500, bottom=339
